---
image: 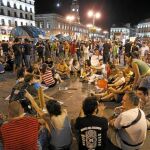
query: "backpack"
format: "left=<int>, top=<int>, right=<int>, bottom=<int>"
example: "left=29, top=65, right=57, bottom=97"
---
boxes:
left=9, top=81, right=26, bottom=102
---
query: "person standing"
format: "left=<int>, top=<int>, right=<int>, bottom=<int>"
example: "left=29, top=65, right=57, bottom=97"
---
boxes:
left=12, top=38, right=22, bottom=71
left=103, top=40, right=111, bottom=64
left=23, top=39, right=31, bottom=68
left=124, top=39, right=132, bottom=65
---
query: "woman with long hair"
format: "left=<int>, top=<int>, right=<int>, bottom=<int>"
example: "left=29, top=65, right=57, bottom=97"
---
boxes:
left=125, top=51, right=150, bottom=90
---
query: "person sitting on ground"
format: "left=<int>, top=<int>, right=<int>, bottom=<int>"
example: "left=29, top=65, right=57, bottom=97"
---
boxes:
left=88, top=59, right=107, bottom=84
left=109, top=91, right=147, bottom=150
left=0, top=101, right=39, bottom=150
left=98, top=75, right=134, bottom=102
left=136, top=87, right=150, bottom=129
left=80, top=60, right=91, bottom=81
left=56, top=59, right=70, bottom=79
left=4, top=54, right=14, bottom=72
left=41, top=63, right=57, bottom=88
left=75, top=96, right=108, bottom=150
left=10, top=73, right=38, bottom=114
left=108, top=71, right=125, bottom=87
left=90, top=49, right=103, bottom=68
left=25, top=91, right=72, bottom=150
left=70, top=59, right=80, bottom=77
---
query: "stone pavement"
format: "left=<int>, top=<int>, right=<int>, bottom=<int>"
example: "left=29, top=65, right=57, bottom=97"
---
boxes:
left=0, top=72, right=149, bottom=150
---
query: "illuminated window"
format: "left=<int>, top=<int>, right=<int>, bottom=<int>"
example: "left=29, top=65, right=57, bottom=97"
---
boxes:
left=7, top=2, right=11, bottom=7
left=8, top=20, right=11, bottom=26
left=1, top=19, right=5, bottom=26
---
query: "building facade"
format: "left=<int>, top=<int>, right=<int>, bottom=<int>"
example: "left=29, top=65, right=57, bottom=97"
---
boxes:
left=0, top=0, right=35, bottom=40
left=35, top=13, right=88, bottom=40
left=110, top=27, right=130, bottom=42
left=35, top=13, right=103, bottom=40
left=136, top=19, right=150, bottom=37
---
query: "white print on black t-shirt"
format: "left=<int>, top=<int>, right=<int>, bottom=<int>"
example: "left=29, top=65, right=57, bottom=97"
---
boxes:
left=80, top=126, right=102, bottom=150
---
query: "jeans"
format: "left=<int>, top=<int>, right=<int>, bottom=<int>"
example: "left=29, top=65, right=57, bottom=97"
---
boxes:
left=0, top=141, right=3, bottom=150
left=139, top=76, right=150, bottom=89
left=24, top=55, right=31, bottom=68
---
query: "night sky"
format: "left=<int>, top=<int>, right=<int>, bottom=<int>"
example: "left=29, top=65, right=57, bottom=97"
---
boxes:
left=35, top=0, right=150, bottom=29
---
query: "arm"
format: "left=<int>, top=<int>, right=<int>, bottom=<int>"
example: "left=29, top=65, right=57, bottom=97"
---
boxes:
left=109, top=85, right=131, bottom=94
left=25, top=90, right=44, bottom=117
left=132, top=62, right=140, bottom=87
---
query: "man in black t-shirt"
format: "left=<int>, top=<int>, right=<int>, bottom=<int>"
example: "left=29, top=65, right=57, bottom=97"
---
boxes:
left=12, top=38, right=22, bottom=70
left=75, top=97, right=108, bottom=150
left=103, top=40, right=111, bottom=64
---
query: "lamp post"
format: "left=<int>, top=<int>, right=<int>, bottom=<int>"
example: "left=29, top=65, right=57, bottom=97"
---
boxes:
left=66, top=15, right=75, bottom=38
left=87, top=10, right=101, bottom=39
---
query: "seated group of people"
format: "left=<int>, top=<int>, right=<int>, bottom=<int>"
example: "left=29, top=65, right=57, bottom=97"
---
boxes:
left=0, top=89, right=149, bottom=150
left=0, top=50, right=150, bottom=150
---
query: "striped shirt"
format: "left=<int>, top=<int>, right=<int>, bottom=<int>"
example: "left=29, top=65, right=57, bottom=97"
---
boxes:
left=0, top=116, right=39, bottom=150
left=42, top=70, right=55, bottom=86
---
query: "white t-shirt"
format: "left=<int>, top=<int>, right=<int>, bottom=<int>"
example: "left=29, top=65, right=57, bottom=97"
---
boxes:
left=91, top=55, right=102, bottom=67
left=140, top=46, right=149, bottom=57
left=114, top=108, right=147, bottom=150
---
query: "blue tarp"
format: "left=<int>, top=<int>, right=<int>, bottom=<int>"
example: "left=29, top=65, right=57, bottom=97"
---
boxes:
left=10, top=26, right=46, bottom=38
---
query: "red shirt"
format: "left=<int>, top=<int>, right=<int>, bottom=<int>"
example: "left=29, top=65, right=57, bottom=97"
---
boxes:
left=0, top=116, right=39, bottom=150
left=42, top=70, right=55, bottom=86
left=70, top=43, right=76, bottom=55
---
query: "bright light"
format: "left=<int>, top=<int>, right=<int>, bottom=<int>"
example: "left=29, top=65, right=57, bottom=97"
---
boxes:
left=95, top=12, right=101, bottom=19
left=56, top=3, right=60, bottom=7
left=88, top=10, right=94, bottom=17
left=72, top=8, right=75, bottom=12
left=97, top=28, right=102, bottom=31
left=86, top=24, right=93, bottom=28
left=66, top=15, right=75, bottom=22
left=103, top=31, right=108, bottom=34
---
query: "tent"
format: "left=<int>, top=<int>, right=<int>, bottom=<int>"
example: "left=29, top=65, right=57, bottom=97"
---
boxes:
left=10, top=26, right=46, bottom=39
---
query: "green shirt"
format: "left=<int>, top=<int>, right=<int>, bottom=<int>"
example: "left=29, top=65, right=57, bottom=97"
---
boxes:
left=133, top=59, right=150, bottom=75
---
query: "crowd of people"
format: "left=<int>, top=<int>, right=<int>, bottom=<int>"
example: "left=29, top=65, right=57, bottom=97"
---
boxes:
left=0, top=37, right=150, bottom=150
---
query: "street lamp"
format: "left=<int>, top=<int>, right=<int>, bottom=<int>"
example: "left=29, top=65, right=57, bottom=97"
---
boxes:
left=87, top=10, right=101, bottom=39
left=66, top=15, right=75, bottom=37
left=87, top=10, right=101, bottom=27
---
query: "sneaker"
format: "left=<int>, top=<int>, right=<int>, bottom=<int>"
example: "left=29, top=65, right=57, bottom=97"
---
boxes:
left=5, top=95, right=11, bottom=101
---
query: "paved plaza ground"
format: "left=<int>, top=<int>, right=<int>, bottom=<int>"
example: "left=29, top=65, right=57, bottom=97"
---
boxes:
left=0, top=72, right=150, bottom=150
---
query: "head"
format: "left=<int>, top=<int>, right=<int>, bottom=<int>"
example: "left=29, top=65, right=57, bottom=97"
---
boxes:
left=82, top=96, right=99, bottom=116
left=24, top=38, right=29, bottom=43
left=24, top=73, right=34, bottom=84
left=8, top=101, right=24, bottom=118
left=99, top=59, right=103, bottom=65
left=125, top=51, right=139, bottom=64
left=60, top=59, right=65, bottom=65
left=41, top=63, right=48, bottom=74
left=136, top=87, right=148, bottom=101
left=46, top=100, right=62, bottom=116
left=125, top=75, right=134, bottom=84
left=25, top=67, right=34, bottom=75
left=95, top=50, right=99, bottom=56
left=14, top=38, right=20, bottom=43
left=16, top=68, right=25, bottom=79
left=122, top=91, right=140, bottom=110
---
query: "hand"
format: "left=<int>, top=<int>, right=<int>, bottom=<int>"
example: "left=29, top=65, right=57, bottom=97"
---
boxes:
left=98, top=103, right=106, bottom=111
left=109, top=118, right=115, bottom=127
left=79, top=108, right=84, bottom=117
left=114, top=106, right=124, bottom=114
